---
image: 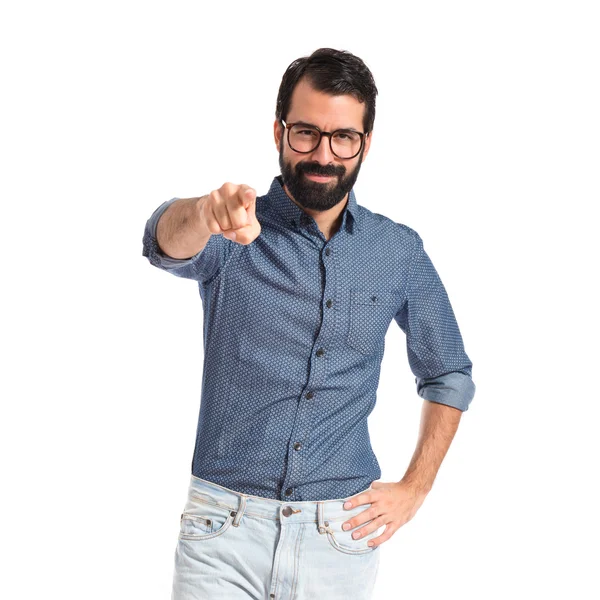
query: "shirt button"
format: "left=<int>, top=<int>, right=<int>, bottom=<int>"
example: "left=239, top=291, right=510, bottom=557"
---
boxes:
left=325, top=247, right=331, bottom=256
left=305, top=391, right=314, bottom=399
left=293, top=442, right=302, bottom=450
left=316, top=348, right=325, bottom=357
left=285, top=487, right=294, bottom=496
left=326, top=299, right=333, bottom=308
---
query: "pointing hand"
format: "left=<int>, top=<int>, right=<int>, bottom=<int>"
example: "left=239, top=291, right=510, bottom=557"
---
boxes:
left=200, top=182, right=261, bottom=245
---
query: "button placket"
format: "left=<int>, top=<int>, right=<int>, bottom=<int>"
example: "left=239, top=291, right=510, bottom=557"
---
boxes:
left=280, top=240, right=338, bottom=502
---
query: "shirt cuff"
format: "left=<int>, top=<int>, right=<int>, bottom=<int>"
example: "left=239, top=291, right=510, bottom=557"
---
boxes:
left=416, top=371, right=476, bottom=412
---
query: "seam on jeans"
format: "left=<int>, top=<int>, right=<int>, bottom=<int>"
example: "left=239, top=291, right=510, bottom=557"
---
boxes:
left=179, top=513, right=235, bottom=541
left=211, top=508, right=358, bottom=522
left=270, top=523, right=286, bottom=599
left=326, top=522, right=378, bottom=556
left=181, top=514, right=212, bottom=527
left=291, top=523, right=305, bottom=599
left=189, top=492, right=236, bottom=512
left=326, top=529, right=376, bottom=555
left=237, top=509, right=280, bottom=521
left=324, top=505, right=373, bottom=523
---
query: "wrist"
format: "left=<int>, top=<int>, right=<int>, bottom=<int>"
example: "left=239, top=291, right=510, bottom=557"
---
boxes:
left=193, top=195, right=212, bottom=238
left=399, top=476, right=432, bottom=497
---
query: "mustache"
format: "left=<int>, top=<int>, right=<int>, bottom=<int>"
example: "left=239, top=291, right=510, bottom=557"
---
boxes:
left=296, top=161, right=345, bottom=178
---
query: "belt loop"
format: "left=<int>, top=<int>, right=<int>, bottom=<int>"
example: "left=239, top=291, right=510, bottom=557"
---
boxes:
left=232, top=494, right=247, bottom=527
left=317, top=501, right=328, bottom=534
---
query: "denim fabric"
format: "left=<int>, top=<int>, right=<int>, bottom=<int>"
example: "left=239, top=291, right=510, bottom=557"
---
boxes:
left=172, top=475, right=382, bottom=600
left=142, top=175, right=475, bottom=501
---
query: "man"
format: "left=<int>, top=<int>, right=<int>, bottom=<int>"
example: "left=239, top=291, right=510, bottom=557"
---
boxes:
left=142, top=48, right=475, bottom=600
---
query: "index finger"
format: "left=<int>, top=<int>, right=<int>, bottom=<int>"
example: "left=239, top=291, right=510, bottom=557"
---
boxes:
left=237, top=184, right=256, bottom=208
left=343, top=490, right=373, bottom=509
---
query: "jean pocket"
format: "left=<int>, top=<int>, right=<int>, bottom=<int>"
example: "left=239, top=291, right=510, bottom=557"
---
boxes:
left=346, top=290, right=398, bottom=355
left=179, top=496, right=237, bottom=541
left=324, top=511, right=385, bottom=556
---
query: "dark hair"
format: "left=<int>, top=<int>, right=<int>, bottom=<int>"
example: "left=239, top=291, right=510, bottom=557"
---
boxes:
left=275, top=48, right=378, bottom=134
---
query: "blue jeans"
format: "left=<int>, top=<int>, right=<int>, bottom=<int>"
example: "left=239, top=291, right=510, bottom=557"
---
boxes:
left=172, top=474, right=383, bottom=599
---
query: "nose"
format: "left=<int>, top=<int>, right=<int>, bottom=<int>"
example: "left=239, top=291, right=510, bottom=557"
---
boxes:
left=309, top=134, right=336, bottom=165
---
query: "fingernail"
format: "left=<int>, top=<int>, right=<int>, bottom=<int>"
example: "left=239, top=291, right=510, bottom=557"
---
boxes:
left=342, top=523, right=351, bottom=530
left=225, top=231, right=237, bottom=241
left=344, top=502, right=352, bottom=509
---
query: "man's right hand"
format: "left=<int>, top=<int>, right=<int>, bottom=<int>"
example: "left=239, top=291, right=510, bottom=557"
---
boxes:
left=199, top=183, right=261, bottom=245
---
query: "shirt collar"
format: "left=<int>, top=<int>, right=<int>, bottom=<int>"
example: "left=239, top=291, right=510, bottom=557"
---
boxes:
left=263, top=175, right=361, bottom=234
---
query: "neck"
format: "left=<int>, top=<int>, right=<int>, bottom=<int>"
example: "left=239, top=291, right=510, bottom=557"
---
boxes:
left=282, top=183, right=348, bottom=239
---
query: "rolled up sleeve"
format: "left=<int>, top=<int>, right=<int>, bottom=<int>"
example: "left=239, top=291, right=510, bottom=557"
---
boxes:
left=395, top=232, right=476, bottom=412
left=142, top=197, right=232, bottom=283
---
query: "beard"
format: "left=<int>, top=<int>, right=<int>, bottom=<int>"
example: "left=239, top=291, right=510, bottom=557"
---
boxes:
left=278, top=138, right=364, bottom=212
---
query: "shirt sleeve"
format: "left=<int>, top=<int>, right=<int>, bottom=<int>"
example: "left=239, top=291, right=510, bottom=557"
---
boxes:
left=394, top=231, right=476, bottom=412
left=142, top=197, right=233, bottom=283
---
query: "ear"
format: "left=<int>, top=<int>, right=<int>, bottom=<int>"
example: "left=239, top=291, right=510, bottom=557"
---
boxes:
left=361, top=130, right=373, bottom=162
left=274, top=119, right=283, bottom=150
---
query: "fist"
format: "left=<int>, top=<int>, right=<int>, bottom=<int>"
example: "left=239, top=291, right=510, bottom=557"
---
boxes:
left=199, top=182, right=261, bottom=245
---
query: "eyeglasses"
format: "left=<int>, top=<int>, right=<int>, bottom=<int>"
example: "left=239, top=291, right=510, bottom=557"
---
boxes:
left=281, top=119, right=367, bottom=160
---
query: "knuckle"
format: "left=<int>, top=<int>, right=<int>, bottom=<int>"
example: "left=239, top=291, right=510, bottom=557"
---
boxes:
left=221, top=181, right=236, bottom=194
left=206, top=220, right=221, bottom=234
left=206, top=211, right=221, bottom=228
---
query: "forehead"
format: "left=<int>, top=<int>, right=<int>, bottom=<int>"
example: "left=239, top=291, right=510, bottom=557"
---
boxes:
left=287, top=78, right=365, bottom=130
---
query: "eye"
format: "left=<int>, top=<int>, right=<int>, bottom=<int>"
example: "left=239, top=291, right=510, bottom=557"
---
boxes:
left=334, top=131, right=359, bottom=141
left=297, top=129, right=318, bottom=137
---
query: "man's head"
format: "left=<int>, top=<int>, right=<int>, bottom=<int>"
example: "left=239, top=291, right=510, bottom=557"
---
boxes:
left=274, top=48, right=378, bottom=212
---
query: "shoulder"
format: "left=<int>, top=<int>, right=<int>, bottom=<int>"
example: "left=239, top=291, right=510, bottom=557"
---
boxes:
left=357, top=204, right=422, bottom=249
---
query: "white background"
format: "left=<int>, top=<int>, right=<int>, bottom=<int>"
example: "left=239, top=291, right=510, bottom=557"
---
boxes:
left=2, top=1, right=599, bottom=598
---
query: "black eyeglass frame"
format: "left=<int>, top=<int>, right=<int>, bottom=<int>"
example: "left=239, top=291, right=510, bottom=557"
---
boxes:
left=280, top=119, right=368, bottom=160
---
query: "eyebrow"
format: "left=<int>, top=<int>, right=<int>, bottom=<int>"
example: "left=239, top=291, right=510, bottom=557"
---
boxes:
left=294, top=120, right=361, bottom=133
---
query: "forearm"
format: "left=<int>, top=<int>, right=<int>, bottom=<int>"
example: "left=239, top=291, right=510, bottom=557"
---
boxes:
left=156, top=195, right=211, bottom=259
left=401, top=399, right=463, bottom=494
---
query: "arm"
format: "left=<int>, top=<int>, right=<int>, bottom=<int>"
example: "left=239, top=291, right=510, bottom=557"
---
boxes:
left=142, top=195, right=232, bottom=282
left=155, top=195, right=212, bottom=259
left=343, top=235, right=474, bottom=544
left=401, top=399, right=462, bottom=494
left=142, top=184, right=259, bottom=282
left=395, top=230, right=476, bottom=412
left=342, top=399, right=465, bottom=546
left=394, top=230, right=475, bottom=490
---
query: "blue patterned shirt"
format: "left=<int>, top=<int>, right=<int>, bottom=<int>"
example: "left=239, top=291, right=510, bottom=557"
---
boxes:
left=142, top=175, right=475, bottom=501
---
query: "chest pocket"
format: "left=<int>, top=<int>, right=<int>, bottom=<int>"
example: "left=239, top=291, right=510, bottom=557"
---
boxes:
left=346, top=290, right=399, bottom=355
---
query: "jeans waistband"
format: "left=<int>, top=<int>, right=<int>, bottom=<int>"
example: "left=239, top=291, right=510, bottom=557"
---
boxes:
left=188, top=474, right=373, bottom=526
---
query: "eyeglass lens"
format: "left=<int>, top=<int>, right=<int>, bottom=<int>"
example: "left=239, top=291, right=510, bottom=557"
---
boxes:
left=288, top=125, right=362, bottom=159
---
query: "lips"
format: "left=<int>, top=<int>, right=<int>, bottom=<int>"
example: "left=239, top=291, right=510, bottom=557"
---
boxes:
left=304, top=173, right=334, bottom=182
